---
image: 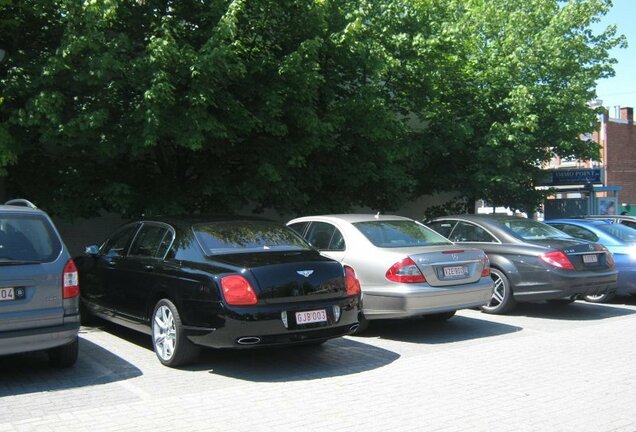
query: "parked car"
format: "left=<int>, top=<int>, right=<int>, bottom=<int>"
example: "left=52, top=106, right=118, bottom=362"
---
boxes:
left=545, top=218, right=636, bottom=302
left=578, top=215, right=636, bottom=230
left=76, top=216, right=361, bottom=367
left=426, top=215, right=618, bottom=314
left=0, top=199, right=80, bottom=367
left=287, top=214, right=493, bottom=331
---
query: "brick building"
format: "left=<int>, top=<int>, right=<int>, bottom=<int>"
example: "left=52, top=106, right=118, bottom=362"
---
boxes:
left=597, top=107, right=636, bottom=206
left=540, top=106, right=635, bottom=218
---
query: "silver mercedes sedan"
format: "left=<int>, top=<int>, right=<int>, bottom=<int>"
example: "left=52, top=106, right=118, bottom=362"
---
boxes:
left=287, top=214, right=494, bottom=331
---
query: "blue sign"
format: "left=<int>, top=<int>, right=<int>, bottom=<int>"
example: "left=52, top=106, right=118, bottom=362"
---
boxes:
left=538, top=169, right=602, bottom=186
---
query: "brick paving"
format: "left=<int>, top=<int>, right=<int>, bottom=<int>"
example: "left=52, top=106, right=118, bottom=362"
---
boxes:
left=1, top=299, right=636, bottom=431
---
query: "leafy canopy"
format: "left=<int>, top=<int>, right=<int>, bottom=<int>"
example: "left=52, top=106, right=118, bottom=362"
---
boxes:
left=0, top=0, right=624, bottom=217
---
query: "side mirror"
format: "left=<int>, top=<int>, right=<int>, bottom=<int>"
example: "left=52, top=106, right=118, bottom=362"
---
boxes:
left=84, top=245, right=100, bottom=256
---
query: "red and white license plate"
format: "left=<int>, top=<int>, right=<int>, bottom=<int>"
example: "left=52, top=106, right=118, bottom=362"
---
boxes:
left=443, top=266, right=466, bottom=277
left=583, top=254, right=598, bottom=264
left=0, top=287, right=15, bottom=302
left=295, top=309, right=327, bottom=325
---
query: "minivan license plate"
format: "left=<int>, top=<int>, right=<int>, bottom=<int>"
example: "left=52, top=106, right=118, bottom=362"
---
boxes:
left=583, top=254, right=598, bottom=264
left=296, top=309, right=327, bottom=325
left=443, top=266, right=466, bottom=277
left=0, top=287, right=15, bottom=302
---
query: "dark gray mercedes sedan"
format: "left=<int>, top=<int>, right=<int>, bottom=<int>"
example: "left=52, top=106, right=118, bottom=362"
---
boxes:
left=427, top=215, right=618, bottom=314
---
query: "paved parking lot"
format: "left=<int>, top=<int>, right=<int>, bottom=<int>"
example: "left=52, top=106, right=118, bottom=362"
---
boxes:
left=2, top=298, right=636, bottom=432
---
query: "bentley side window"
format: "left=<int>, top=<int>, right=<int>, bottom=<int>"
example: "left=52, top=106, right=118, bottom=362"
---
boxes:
left=129, top=224, right=172, bottom=258
left=102, top=224, right=139, bottom=258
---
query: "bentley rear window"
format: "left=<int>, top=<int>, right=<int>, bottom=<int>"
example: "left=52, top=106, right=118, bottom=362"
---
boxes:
left=193, top=221, right=312, bottom=254
left=353, top=220, right=452, bottom=248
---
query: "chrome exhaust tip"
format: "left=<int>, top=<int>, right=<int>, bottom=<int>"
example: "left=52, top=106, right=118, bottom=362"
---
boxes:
left=236, top=336, right=261, bottom=345
left=349, top=323, right=360, bottom=333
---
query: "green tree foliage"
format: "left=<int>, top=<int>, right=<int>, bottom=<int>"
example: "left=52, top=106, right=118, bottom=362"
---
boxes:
left=1, top=0, right=66, bottom=175
left=0, top=0, right=624, bottom=217
left=0, top=0, right=418, bottom=217
left=389, top=0, right=624, bottom=213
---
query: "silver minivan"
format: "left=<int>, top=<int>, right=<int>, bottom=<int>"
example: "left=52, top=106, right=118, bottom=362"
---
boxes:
left=0, top=199, right=80, bottom=367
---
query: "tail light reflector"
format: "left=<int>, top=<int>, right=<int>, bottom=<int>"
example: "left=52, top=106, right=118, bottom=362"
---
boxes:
left=63, top=259, right=80, bottom=299
left=593, top=244, right=615, bottom=269
left=539, top=251, right=574, bottom=270
left=603, top=248, right=615, bottom=269
left=386, top=257, right=425, bottom=283
left=221, top=275, right=258, bottom=305
left=480, top=254, right=491, bottom=277
left=344, top=266, right=361, bottom=296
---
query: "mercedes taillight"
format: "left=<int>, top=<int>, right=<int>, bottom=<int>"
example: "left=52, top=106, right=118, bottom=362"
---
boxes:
left=386, top=257, right=426, bottom=283
left=539, top=251, right=575, bottom=270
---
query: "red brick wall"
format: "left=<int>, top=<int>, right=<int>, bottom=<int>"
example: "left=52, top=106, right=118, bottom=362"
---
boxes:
left=605, top=120, right=636, bottom=204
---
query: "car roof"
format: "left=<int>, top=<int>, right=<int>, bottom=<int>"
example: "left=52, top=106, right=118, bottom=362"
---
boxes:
left=546, top=218, right=612, bottom=226
left=428, top=214, right=545, bottom=242
left=288, top=214, right=415, bottom=224
left=138, top=214, right=280, bottom=229
left=1, top=199, right=46, bottom=214
left=433, top=213, right=515, bottom=219
left=582, top=215, right=636, bottom=221
left=0, top=204, right=45, bottom=215
left=430, top=214, right=528, bottom=225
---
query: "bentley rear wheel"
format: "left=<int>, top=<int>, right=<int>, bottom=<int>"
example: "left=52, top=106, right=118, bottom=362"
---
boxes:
left=152, top=299, right=199, bottom=367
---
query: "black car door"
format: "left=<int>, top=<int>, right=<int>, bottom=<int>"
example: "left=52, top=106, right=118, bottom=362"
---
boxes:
left=83, top=223, right=141, bottom=311
left=111, top=222, right=175, bottom=322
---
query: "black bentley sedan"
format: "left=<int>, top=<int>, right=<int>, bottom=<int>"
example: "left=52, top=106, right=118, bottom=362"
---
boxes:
left=76, top=217, right=361, bottom=367
left=427, top=215, right=618, bottom=314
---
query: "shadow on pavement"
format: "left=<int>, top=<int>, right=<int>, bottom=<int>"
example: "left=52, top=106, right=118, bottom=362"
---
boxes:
left=355, top=314, right=522, bottom=344
left=95, top=321, right=152, bottom=350
left=195, top=337, right=400, bottom=381
left=94, top=321, right=401, bottom=381
left=0, top=336, right=142, bottom=397
left=509, top=300, right=636, bottom=320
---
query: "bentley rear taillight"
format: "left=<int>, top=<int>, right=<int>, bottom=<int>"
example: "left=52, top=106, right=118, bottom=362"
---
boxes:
left=344, top=266, right=361, bottom=296
left=220, top=275, right=258, bottom=305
